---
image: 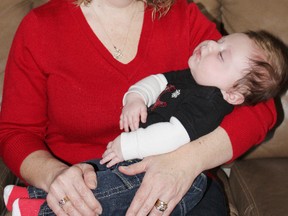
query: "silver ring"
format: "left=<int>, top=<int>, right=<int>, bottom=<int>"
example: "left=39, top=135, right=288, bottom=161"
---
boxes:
left=155, top=199, right=168, bottom=212
left=58, top=196, right=70, bottom=208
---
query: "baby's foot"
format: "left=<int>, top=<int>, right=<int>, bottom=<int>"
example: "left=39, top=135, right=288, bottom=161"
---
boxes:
left=12, top=198, right=45, bottom=216
left=4, top=185, right=29, bottom=211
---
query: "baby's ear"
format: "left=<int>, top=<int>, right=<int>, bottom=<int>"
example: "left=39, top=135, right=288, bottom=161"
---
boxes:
left=221, top=90, right=244, bottom=105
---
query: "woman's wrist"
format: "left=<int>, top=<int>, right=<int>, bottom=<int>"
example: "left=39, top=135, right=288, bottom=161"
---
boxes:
left=20, top=150, right=69, bottom=192
left=124, top=92, right=145, bottom=105
left=41, top=158, right=69, bottom=192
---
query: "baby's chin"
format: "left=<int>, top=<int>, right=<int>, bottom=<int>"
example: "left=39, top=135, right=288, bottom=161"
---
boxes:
left=191, top=72, right=207, bottom=86
left=187, top=56, right=195, bottom=69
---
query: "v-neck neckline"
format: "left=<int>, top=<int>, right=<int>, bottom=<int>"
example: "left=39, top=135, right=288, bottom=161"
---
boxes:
left=70, top=3, right=154, bottom=74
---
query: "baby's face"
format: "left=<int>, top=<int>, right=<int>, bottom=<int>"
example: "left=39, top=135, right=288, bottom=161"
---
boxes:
left=188, top=33, right=255, bottom=91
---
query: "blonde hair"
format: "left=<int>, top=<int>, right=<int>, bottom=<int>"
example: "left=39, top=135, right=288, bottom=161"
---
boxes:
left=74, top=0, right=175, bottom=18
left=232, top=30, right=288, bottom=106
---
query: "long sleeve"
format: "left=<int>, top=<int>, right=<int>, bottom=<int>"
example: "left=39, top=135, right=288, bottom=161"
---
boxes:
left=0, top=12, right=49, bottom=176
left=123, top=74, right=168, bottom=107
left=121, top=117, right=190, bottom=160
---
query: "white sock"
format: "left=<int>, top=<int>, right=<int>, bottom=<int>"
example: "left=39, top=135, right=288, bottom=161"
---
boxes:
left=3, top=185, right=14, bottom=206
left=12, top=198, right=21, bottom=216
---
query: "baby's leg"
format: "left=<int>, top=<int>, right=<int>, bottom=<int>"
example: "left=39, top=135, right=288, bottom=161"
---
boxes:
left=4, top=185, right=29, bottom=210
left=12, top=198, right=46, bottom=216
left=4, top=185, right=47, bottom=211
left=27, top=185, right=48, bottom=199
left=39, top=160, right=207, bottom=216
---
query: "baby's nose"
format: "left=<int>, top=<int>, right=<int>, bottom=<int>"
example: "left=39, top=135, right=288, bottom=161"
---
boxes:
left=207, top=40, right=218, bottom=49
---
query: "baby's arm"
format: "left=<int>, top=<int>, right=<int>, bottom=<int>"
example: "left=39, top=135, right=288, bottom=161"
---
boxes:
left=121, top=117, right=190, bottom=160
left=102, top=74, right=168, bottom=167
left=102, top=116, right=190, bottom=167
left=120, top=74, right=168, bottom=132
left=120, top=93, right=147, bottom=132
left=100, top=136, right=123, bottom=167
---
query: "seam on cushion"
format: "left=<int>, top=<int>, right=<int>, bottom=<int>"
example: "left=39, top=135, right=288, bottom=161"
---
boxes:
left=244, top=204, right=255, bottom=216
left=0, top=163, right=11, bottom=186
left=233, top=163, right=260, bottom=216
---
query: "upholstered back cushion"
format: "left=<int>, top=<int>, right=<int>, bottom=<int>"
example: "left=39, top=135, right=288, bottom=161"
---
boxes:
left=194, top=0, right=288, bottom=43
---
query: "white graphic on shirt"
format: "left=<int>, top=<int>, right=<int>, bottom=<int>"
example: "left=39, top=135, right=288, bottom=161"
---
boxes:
left=171, top=89, right=181, bottom=98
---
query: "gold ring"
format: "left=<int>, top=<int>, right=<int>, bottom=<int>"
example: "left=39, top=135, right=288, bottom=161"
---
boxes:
left=58, top=196, right=70, bottom=208
left=154, top=199, right=168, bottom=212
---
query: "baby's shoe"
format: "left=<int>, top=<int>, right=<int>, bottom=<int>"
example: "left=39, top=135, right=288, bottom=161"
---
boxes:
left=12, top=198, right=45, bottom=216
left=4, top=185, right=29, bottom=211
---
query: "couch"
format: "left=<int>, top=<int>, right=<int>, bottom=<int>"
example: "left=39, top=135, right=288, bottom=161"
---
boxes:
left=0, top=0, right=288, bottom=215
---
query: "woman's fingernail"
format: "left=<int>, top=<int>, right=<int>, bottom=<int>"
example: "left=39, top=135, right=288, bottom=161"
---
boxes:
left=96, top=208, right=102, bottom=215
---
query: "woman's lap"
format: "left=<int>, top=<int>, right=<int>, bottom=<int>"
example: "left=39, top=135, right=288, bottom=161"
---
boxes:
left=36, top=159, right=209, bottom=216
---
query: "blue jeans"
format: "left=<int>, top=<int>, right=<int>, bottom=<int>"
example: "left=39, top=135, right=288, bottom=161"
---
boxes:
left=28, top=159, right=207, bottom=216
left=186, top=175, right=228, bottom=216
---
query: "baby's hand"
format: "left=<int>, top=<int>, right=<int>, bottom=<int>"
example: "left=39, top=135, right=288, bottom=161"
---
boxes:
left=120, top=93, right=147, bottom=132
left=100, top=136, right=124, bottom=168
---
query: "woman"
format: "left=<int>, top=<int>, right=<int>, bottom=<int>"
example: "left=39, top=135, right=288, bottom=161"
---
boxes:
left=0, top=0, right=276, bottom=215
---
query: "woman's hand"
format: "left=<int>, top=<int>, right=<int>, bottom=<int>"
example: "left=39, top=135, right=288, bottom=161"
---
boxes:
left=120, top=146, right=201, bottom=216
left=120, top=127, right=233, bottom=216
left=46, top=163, right=102, bottom=216
left=20, top=151, right=103, bottom=215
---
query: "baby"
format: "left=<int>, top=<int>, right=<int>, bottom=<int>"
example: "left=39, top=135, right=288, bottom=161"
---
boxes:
left=101, top=30, right=288, bottom=168
left=4, top=30, right=288, bottom=216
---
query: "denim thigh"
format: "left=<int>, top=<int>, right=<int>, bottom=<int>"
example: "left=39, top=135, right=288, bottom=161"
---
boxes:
left=97, top=163, right=206, bottom=216
left=84, top=159, right=207, bottom=215
left=27, top=186, right=48, bottom=199
left=38, top=159, right=207, bottom=216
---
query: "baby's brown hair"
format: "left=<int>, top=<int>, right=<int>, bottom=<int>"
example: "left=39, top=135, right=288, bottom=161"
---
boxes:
left=232, top=30, right=288, bottom=105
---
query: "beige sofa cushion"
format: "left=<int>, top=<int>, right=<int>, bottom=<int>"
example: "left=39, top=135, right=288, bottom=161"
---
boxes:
left=229, top=158, right=288, bottom=216
left=195, top=0, right=288, bottom=44
left=220, top=0, right=288, bottom=44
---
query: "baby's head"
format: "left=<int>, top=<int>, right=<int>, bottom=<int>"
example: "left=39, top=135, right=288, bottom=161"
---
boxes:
left=189, top=30, right=288, bottom=106
left=232, top=30, right=288, bottom=105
